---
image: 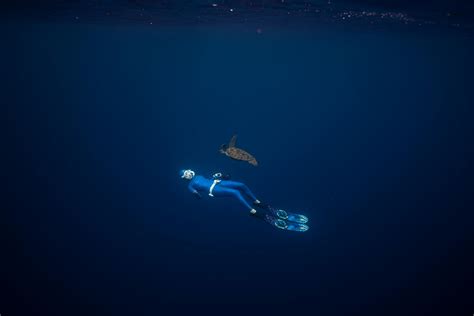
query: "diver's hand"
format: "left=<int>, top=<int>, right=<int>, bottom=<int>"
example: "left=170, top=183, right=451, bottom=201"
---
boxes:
left=212, top=172, right=231, bottom=180
left=193, top=190, right=202, bottom=199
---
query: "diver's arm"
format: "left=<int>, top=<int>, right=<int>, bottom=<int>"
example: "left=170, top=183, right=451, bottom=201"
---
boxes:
left=188, top=182, right=202, bottom=199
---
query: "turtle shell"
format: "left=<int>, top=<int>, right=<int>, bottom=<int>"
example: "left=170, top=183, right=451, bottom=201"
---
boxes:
left=226, top=147, right=258, bottom=166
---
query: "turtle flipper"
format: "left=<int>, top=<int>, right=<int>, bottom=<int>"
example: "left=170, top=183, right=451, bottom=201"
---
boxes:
left=229, top=134, right=237, bottom=148
left=248, top=156, right=258, bottom=166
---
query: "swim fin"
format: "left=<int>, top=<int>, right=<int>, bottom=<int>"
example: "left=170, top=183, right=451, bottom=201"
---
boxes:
left=272, top=209, right=309, bottom=224
left=267, top=217, right=309, bottom=232
left=251, top=203, right=310, bottom=232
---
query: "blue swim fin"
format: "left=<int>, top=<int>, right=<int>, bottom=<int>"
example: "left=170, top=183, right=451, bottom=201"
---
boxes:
left=268, top=217, right=309, bottom=232
left=272, top=209, right=309, bottom=224
left=254, top=202, right=309, bottom=224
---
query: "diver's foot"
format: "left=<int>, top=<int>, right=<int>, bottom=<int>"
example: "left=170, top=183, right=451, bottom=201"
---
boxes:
left=274, top=219, right=287, bottom=230
left=274, top=209, right=288, bottom=220
left=253, top=200, right=270, bottom=210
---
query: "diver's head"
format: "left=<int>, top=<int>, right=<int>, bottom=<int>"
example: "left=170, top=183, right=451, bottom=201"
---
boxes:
left=180, top=169, right=195, bottom=180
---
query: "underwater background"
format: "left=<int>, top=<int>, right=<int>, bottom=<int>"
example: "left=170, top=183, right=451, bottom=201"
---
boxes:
left=3, top=1, right=474, bottom=315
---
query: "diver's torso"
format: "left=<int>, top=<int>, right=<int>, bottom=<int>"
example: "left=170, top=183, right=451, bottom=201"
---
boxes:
left=191, top=175, right=213, bottom=192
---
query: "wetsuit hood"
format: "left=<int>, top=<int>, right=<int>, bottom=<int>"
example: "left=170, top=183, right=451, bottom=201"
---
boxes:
left=180, top=169, right=195, bottom=180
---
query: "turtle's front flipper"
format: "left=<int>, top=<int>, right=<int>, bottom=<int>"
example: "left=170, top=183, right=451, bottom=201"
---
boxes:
left=229, top=134, right=237, bottom=148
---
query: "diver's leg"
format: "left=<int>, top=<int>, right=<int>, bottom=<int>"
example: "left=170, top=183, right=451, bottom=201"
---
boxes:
left=219, top=181, right=258, bottom=202
left=220, top=181, right=271, bottom=209
left=213, top=186, right=308, bottom=231
left=212, top=187, right=254, bottom=211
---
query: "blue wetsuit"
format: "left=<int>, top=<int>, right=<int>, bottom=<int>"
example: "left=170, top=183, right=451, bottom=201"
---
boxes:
left=182, top=171, right=309, bottom=232
left=188, top=175, right=257, bottom=210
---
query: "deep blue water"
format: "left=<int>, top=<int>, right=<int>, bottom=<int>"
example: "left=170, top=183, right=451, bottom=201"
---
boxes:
left=3, top=1, right=474, bottom=315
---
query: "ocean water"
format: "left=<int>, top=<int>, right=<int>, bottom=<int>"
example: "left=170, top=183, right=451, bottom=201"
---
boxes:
left=3, top=1, right=474, bottom=315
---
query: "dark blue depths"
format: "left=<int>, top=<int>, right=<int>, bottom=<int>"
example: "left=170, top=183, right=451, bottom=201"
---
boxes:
left=3, top=8, right=474, bottom=316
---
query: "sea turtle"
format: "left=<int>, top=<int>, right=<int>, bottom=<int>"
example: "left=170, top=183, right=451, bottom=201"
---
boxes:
left=220, top=135, right=258, bottom=166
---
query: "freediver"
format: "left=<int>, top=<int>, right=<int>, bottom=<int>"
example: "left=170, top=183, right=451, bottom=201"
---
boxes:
left=179, top=169, right=309, bottom=232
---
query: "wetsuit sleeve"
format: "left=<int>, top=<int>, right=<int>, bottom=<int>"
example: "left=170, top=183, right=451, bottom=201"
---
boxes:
left=188, top=182, right=201, bottom=198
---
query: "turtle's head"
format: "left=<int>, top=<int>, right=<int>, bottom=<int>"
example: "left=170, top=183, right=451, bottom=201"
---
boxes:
left=219, top=144, right=227, bottom=154
left=179, top=169, right=195, bottom=180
